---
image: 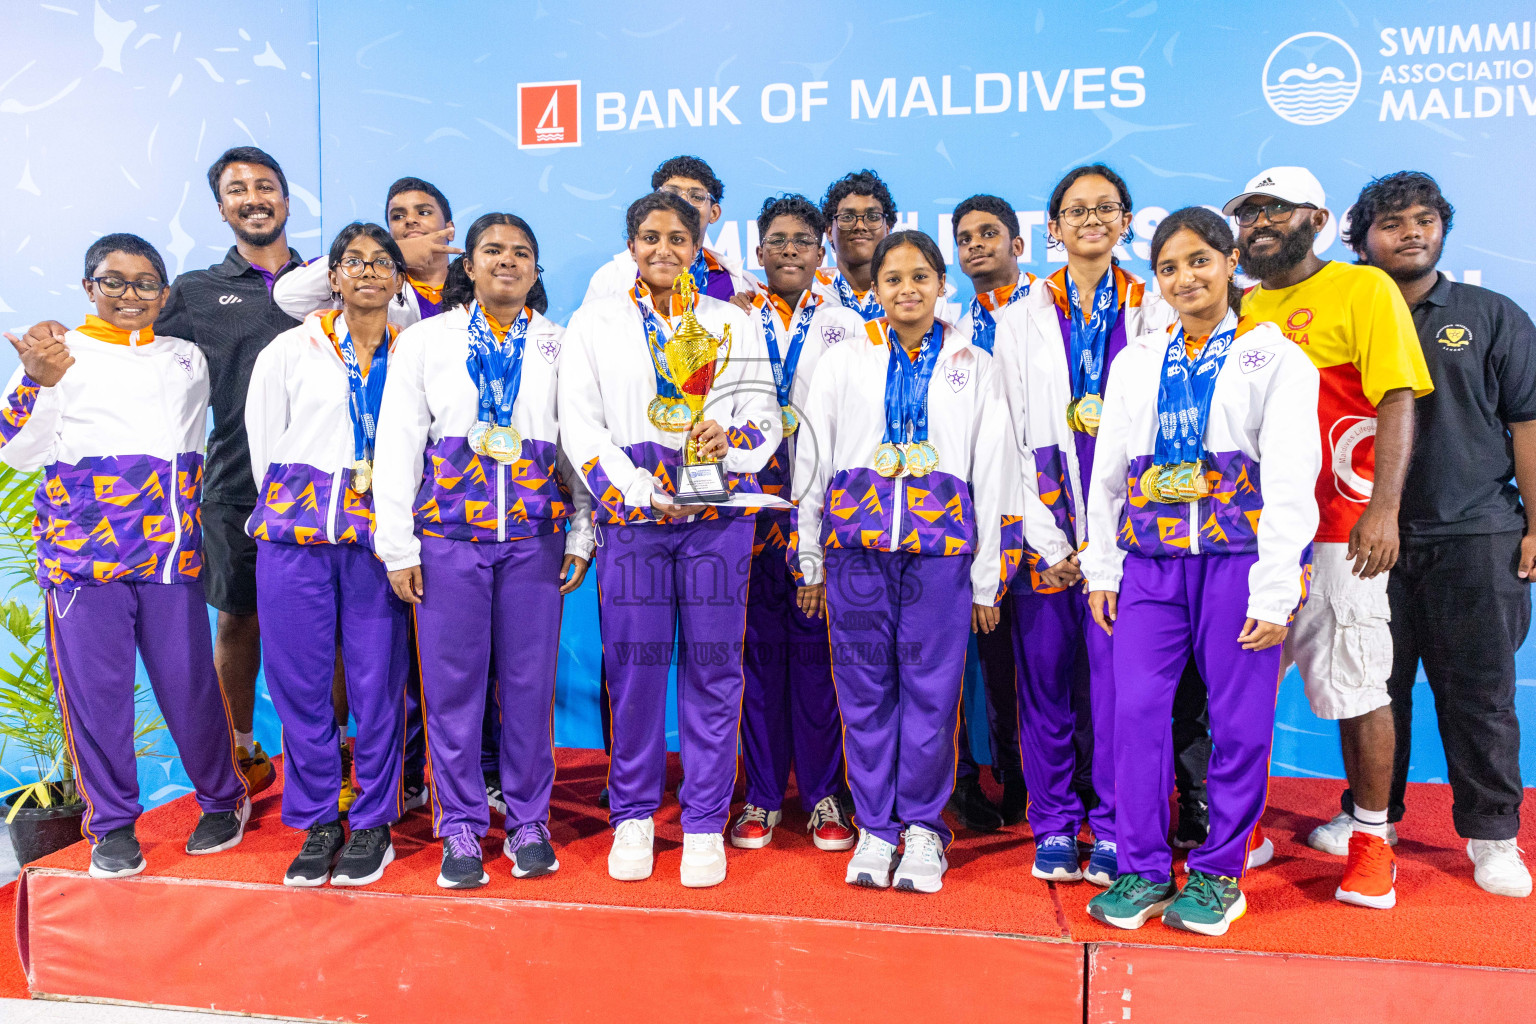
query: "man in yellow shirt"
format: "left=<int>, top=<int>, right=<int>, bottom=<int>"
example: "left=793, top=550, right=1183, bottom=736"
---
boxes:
left=1227, top=167, right=1433, bottom=911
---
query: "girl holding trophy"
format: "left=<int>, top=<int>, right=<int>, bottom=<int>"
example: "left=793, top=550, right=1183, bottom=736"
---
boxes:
left=1082, top=207, right=1318, bottom=935
left=793, top=231, right=1054, bottom=894
left=559, top=191, right=780, bottom=889
left=373, top=213, right=594, bottom=889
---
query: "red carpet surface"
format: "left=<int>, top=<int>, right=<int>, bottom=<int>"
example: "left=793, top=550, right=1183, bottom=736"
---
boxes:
left=19, top=750, right=1536, bottom=973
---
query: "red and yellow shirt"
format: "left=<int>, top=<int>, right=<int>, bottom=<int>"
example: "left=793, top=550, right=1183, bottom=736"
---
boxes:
left=1242, top=261, right=1432, bottom=542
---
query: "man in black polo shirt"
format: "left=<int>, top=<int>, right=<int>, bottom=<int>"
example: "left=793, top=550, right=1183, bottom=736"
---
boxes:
left=23, top=146, right=302, bottom=793
left=1344, top=170, right=1533, bottom=898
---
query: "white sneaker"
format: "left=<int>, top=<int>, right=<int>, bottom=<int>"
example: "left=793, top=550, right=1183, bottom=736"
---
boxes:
left=607, top=817, right=655, bottom=881
left=1247, top=837, right=1274, bottom=869
left=845, top=828, right=899, bottom=888
left=1308, top=812, right=1398, bottom=856
left=680, top=832, right=727, bottom=888
left=1468, top=839, right=1532, bottom=898
left=892, top=826, right=948, bottom=894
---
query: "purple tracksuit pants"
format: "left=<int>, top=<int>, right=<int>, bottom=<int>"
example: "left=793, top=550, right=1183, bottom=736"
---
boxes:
left=1011, top=586, right=1116, bottom=842
left=598, top=516, right=753, bottom=834
left=740, top=543, right=842, bottom=812
left=256, top=542, right=407, bottom=832
left=414, top=532, right=566, bottom=837
left=46, top=580, right=246, bottom=842
left=1114, top=552, right=1282, bottom=883
left=825, top=548, right=972, bottom=847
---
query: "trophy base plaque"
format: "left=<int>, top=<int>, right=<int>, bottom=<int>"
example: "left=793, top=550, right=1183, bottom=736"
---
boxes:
left=674, top=461, right=732, bottom=503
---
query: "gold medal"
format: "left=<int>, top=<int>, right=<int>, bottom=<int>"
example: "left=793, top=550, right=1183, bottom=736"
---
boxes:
left=350, top=459, right=372, bottom=495
left=904, top=440, right=939, bottom=478
left=468, top=422, right=492, bottom=457
left=872, top=442, right=906, bottom=479
left=1138, top=465, right=1164, bottom=502
left=1065, top=399, right=1081, bottom=433
left=1172, top=462, right=1211, bottom=502
left=1075, top=393, right=1103, bottom=436
left=647, top=397, right=673, bottom=430
left=781, top=406, right=799, bottom=436
left=485, top=425, right=523, bottom=464
left=665, top=401, right=694, bottom=433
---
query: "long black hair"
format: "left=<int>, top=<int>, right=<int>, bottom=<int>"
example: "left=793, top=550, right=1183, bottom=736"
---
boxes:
left=1046, top=163, right=1135, bottom=253
left=442, top=213, right=548, bottom=314
left=1149, top=206, right=1243, bottom=312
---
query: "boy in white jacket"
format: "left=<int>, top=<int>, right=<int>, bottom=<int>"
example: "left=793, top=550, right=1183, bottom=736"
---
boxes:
left=1, top=234, right=248, bottom=879
left=1083, top=208, right=1319, bottom=936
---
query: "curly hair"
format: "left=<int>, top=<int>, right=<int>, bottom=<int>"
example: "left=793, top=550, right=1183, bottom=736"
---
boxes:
left=756, top=193, right=826, bottom=240
left=651, top=155, right=724, bottom=203
left=820, top=170, right=898, bottom=229
left=1343, top=171, right=1454, bottom=255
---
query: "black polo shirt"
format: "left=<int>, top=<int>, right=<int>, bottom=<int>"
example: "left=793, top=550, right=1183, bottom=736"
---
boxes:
left=1399, top=272, right=1536, bottom=537
left=156, top=246, right=302, bottom=506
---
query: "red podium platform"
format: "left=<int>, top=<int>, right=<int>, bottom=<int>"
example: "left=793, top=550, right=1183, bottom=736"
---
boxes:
left=11, top=751, right=1536, bottom=1023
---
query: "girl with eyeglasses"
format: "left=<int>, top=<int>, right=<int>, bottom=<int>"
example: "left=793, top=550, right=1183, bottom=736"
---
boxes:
left=372, top=213, right=593, bottom=889
left=243, top=222, right=411, bottom=888
left=1082, top=206, right=1318, bottom=935
left=991, top=164, right=1175, bottom=889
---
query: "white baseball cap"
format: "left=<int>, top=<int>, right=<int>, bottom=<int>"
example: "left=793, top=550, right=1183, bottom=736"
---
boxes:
left=1221, top=167, right=1327, bottom=215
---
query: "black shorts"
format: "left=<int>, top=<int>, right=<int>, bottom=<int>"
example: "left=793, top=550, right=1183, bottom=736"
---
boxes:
left=201, top=500, right=258, bottom=616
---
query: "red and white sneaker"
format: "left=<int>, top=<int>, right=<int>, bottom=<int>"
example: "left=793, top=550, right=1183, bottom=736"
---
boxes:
left=1246, top=824, right=1274, bottom=869
left=807, top=794, right=856, bottom=851
left=1336, top=832, right=1397, bottom=909
left=729, top=804, right=782, bottom=849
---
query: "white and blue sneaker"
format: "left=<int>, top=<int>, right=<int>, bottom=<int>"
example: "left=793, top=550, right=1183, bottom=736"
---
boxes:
left=845, top=828, right=899, bottom=889
left=1084, top=840, right=1119, bottom=887
left=1032, top=834, right=1084, bottom=881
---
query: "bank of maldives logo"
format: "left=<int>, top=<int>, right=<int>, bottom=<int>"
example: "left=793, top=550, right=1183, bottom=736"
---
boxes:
left=518, top=81, right=580, bottom=148
left=1262, top=32, right=1361, bottom=126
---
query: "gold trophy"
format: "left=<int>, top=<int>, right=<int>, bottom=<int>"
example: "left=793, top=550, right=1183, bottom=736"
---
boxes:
left=659, top=270, right=734, bottom=502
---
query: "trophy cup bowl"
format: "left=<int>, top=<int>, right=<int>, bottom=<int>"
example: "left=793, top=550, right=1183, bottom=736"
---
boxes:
left=659, top=270, right=733, bottom=503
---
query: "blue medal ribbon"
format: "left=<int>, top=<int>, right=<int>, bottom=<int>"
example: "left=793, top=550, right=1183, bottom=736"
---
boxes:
left=967, top=282, right=1027, bottom=355
left=1154, top=310, right=1240, bottom=468
left=689, top=250, right=711, bottom=293
left=631, top=284, right=686, bottom=401
left=339, top=326, right=389, bottom=462
left=760, top=298, right=817, bottom=407
left=1065, top=270, right=1120, bottom=401
left=465, top=302, right=529, bottom=429
left=832, top=271, right=885, bottom=322
left=881, top=321, right=944, bottom=445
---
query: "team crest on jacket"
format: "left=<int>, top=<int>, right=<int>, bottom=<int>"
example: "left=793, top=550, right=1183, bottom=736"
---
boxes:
left=1239, top=349, right=1273, bottom=374
left=537, top=336, right=561, bottom=363
left=175, top=353, right=194, bottom=378
left=822, top=326, right=845, bottom=346
left=945, top=366, right=970, bottom=392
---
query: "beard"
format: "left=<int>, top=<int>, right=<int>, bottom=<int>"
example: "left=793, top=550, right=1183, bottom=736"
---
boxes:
left=231, top=205, right=287, bottom=248
left=1239, top=220, right=1316, bottom=280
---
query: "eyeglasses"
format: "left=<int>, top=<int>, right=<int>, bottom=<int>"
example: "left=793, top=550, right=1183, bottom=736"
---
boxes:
left=763, top=234, right=819, bottom=254
left=1233, top=200, right=1313, bottom=227
left=835, top=210, right=886, bottom=228
left=337, top=256, right=399, bottom=277
left=87, top=276, right=166, bottom=298
left=659, top=185, right=716, bottom=206
left=1057, top=202, right=1127, bottom=227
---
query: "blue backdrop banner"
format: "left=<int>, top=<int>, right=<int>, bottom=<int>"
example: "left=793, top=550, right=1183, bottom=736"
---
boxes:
left=2, top=0, right=1534, bottom=801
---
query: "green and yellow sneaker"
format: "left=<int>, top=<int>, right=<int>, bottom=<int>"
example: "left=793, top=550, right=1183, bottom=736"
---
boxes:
left=1087, top=871, right=1179, bottom=930
left=1163, top=870, right=1246, bottom=936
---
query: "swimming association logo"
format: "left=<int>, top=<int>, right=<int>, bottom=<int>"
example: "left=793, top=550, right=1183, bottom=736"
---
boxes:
left=518, top=81, right=581, bottom=149
left=1436, top=323, right=1473, bottom=349
left=1262, top=32, right=1361, bottom=126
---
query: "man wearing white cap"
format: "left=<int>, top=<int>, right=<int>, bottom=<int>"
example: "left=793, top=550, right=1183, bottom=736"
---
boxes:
left=1226, top=167, right=1433, bottom=911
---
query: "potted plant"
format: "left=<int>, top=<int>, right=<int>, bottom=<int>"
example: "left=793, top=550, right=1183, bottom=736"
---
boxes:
left=0, top=462, right=165, bottom=866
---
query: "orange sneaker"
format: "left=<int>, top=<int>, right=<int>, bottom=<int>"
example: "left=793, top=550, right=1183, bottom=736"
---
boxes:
left=238, top=742, right=275, bottom=796
left=1246, top=824, right=1274, bottom=868
left=1336, top=831, right=1397, bottom=909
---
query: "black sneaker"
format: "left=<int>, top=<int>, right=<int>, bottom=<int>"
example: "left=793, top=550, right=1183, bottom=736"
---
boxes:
left=597, top=785, right=610, bottom=809
left=401, top=775, right=428, bottom=812
left=438, top=826, right=488, bottom=889
left=186, top=799, right=250, bottom=855
left=484, top=773, right=507, bottom=816
left=946, top=776, right=1003, bottom=833
left=331, top=825, right=394, bottom=887
left=89, top=825, right=145, bottom=879
left=505, top=822, right=560, bottom=878
left=1173, top=800, right=1209, bottom=850
left=284, top=820, right=346, bottom=887
left=999, top=770, right=1029, bottom=828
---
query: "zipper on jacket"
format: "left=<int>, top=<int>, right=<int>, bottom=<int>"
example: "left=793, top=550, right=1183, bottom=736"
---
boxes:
left=889, top=476, right=904, bottom=553
left=1187, top=495, right=1201, bottom=556
left=152, top=339, right=184, bottom=584
left=497, top=463, right=507, bottom=543
left=323, top=468, right=342, bottom=543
